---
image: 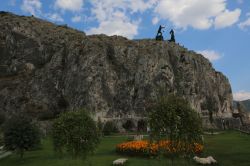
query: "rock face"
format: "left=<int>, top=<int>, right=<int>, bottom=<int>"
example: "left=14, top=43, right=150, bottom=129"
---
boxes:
left=234, top=100, right=250, bottom=112
left=0, top=12, right=233, bottom=124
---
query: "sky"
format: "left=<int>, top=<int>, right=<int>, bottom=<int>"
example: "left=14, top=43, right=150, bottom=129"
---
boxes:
left=0, top=0, right=250, bottom=101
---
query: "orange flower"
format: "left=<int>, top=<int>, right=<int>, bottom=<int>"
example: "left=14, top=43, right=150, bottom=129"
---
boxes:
left=116, top=140, right=204, bottom=156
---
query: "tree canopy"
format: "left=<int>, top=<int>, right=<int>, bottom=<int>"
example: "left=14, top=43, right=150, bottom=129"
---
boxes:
left=149, top=95, right=203, bottom=158
left=52, top=109, right=100, bottom=159
left=3, top=114, right=41, bottom=158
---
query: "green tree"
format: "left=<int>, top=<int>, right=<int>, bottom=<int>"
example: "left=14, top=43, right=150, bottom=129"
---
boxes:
left=97, top=117, right=103, bottom=136
left=122, top=120, right=135, bottom=132
left=149, top=95, right=203, bottom=165
left=3, top=114, right=41, bottom=158
left=0, top=112, right=5, bottom=127
left=137, top=119, right=147, bottom=133
left=0, top=112, right=5, bottom=146
left=103, top=121, right=118, bottom=136
left=52, top=109, right=100, bottom=159
left=207, top=97, right=216, bottom=133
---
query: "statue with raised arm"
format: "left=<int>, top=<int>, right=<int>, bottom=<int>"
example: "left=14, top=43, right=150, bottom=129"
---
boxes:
left=155, top=25, right=165, bottom=41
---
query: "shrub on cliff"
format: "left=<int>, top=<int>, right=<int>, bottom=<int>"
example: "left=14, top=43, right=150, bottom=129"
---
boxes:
left=52, top=109, right=100, bottom=159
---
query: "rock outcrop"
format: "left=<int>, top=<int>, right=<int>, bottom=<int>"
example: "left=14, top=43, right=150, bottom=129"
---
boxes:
left=0, top=12, right=233, bottom=124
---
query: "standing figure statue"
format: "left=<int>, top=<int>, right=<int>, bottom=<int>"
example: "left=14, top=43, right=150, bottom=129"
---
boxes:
left=155, top=25, right=165, bottom=41
left=168, top=29, right=175, bottom=42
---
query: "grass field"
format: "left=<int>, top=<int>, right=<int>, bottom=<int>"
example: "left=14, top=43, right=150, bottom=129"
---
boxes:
left=0, top=131, right=250, bottom=166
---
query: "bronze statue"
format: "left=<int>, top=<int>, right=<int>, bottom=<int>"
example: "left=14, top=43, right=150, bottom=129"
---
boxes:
left=168, top=29, right=175, bottom=42
left=155, top=25, right=165, bottom=41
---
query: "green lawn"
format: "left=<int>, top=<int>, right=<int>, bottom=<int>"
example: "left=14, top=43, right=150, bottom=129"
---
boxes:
left=0, top=131, right=250, bottom=166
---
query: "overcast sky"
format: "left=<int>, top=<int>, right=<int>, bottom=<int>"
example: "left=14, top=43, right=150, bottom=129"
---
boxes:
left=1, top=0, right=250, bottom=101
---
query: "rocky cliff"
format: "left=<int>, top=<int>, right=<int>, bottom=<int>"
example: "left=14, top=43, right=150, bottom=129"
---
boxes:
left=234, top=100, right=250, bottom=112
left=0, top=12, right=233, bottom=123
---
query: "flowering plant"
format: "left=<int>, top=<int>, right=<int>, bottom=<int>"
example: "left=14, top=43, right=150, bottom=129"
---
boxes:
left=116, top=140, right=203, bottom=157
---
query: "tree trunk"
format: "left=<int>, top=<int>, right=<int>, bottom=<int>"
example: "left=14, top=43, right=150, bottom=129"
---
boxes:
left=20, top=150, right=24, bottom=159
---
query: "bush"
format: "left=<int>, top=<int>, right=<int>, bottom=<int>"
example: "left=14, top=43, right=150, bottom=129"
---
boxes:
left=103, top=121, right=118, bottom=136
left=0, top=134, right=3, bottom=146
left=0, top=112, right=6, bottom=146
left=3, top=114, right=41, bottom=158
left=97, top=117, right=103, bottom=135
left=0, top=112, right=6, bottom=127
left=122, top=120, right=135, bottom=132
left=37, top=111, right=56, bottom=121
left=52, top=109, right=100, bottom=158
left=137, top=119, right=147, bottom=132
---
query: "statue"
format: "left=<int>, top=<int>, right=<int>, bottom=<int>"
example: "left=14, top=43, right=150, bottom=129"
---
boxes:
left=155, top=25, right=165, bottom=41
left=168, top=29, right=175, bottom=42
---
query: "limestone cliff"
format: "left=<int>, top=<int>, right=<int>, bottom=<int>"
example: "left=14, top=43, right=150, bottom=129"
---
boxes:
left=0, top=12, right=233, bottom=123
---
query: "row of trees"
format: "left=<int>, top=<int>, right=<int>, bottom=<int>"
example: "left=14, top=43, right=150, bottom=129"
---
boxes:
left=0, top=95, right=203, bottom=163
left=0, top=110, right=100, bottom=159
left=99, top=119, right=147, bottom=136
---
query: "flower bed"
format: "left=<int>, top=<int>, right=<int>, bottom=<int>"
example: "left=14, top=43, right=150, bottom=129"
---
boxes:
left=116, top=140, right=203, bottom=157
